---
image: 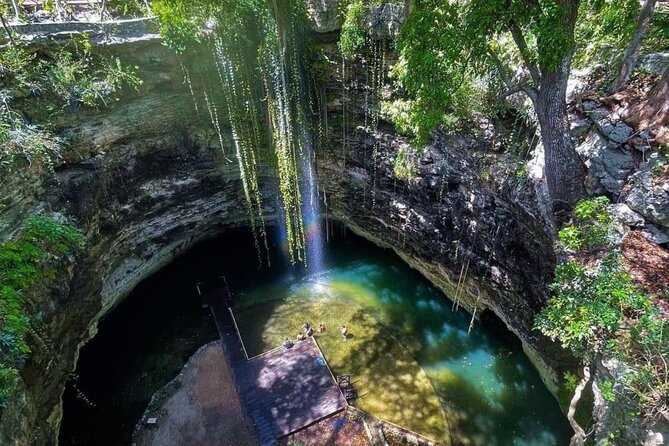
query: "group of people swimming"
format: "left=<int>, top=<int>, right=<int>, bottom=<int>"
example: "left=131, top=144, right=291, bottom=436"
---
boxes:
left=282, top=322, right=350, bottom=349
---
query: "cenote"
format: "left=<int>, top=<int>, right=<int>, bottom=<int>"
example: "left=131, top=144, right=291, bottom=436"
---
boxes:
left=60, top=225, right=570, bottom=446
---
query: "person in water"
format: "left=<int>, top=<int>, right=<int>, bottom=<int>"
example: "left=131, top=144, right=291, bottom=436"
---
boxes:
left=318, top=323, right=326, bottom=333
left=340, top=325, right=348, bottom=340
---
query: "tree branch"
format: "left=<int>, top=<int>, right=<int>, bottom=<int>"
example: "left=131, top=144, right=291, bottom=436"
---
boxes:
left=508, top=20, right=541, bottom=85
left=489, top=47, right=538, bottom=103
left=610, top=0, right=657, bottom=92
left=0, top=13, right=16, bottom=46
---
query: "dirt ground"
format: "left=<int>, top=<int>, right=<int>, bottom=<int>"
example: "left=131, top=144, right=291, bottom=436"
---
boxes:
left=279, top=411, right=372, bottom=446
left=134, top=342, right=258, bottom=446
left=621, top=230, right=669, bottom=309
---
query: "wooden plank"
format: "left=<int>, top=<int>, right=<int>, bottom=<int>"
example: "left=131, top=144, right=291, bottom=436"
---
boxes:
left=237, top=338, right=346, bottom=438
left=205, top=288, right=345, bottom=442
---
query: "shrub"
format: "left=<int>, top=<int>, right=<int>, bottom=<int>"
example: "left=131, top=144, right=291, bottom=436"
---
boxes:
left=537, top=196, right=668, bottom=423
left=339, top=1, right=368, bottom=57
left=557, top=196, right=613, bottom=250
left=0, top=217, right=83, bottom=407
left=0, top=38, right=141, bottom=170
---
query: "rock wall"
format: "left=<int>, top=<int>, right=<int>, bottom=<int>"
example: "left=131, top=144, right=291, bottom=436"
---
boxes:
left=3, top=8, right=652, bottom=444
left=0, top=38, right=281, bottom=445
left=310, top=33, right=573, bottom=396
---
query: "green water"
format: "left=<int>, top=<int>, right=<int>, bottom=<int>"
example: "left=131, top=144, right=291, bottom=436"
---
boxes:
left=58, top=227, right=571, bottom=446
left=233, top=235, right=572, bottom=446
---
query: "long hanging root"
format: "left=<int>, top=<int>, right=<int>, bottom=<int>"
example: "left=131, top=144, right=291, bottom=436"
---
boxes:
left=468, top=290, right=481, bottom=335
left=568, top=365, right=592, bottom=446
left=452, top=258, right=470, bottom=312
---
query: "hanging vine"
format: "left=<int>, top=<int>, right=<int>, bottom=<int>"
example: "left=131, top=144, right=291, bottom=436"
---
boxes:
left=153, top=0, right=318, bottom=266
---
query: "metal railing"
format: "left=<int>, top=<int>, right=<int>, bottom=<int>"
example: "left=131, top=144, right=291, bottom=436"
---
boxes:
left=227, top=306, right=251, bottom=361
left=5, top=0, right=153, bottom=24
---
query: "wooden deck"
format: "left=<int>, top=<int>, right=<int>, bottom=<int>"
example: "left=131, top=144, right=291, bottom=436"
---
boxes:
left=239, top=340, right=346, bottom=440
left=206, top=288, right=346, bottom=445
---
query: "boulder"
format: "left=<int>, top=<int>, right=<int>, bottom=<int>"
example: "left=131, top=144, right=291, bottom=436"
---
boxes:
left=583, top=100, right=609, bottom=122
left=567, top=68, right=590, bottom=102
left=366, top=3, right=404, bottom=40
left=577, top=131, right=635, bottom=195
left=610, top=203, right=645, bottom=227
left=570, top=115, right=592, bottom=139
left=595, top=119, right=633, bottom=146
left=634, top=52, right=669, bottom=77
left=642, top=224, right=669, bottom=245
left=304, top=0, right=342, bottom=33
left=624, top=153, right=669, bottom=227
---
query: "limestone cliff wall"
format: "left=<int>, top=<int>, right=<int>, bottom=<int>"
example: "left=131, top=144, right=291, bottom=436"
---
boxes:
left=0, top=16, right=577, bottom=446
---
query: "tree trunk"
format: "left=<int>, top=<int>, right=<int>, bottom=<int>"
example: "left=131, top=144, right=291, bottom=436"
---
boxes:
left=568, top=365, right=592, bottom=446
left=535, top=73, right=587, bottom=215
left=0, top=12, right=16, bottom=45
left=53, top=0, right=63, bottom=21
left=10, top=0, right=21, bottom=22
left=610, top=0, right=657, bottom=92
left=534, top=0, right=587, bottom=216
left=403, top=0, right=412, bottom=18
left=100, top=0, right=108, bottom=21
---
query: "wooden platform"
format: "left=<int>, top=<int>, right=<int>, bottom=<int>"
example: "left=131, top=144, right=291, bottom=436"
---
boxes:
left=206, top=289, right=346, bottom=445
left=238, top=340, right=346, bottom=441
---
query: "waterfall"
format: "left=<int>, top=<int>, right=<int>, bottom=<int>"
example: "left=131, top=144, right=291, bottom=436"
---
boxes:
left=261, top=0, right=324, bottom=273
left=171, top=0, right=324, bottom=271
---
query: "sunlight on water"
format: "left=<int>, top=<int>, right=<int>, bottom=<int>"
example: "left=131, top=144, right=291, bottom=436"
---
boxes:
left=233, top=239, right=572, bottom=446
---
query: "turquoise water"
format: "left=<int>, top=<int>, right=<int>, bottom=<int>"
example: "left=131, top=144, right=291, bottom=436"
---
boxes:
left=60, top=226, right=570, bottom=446
left=235, top=234, right=572, bottom=446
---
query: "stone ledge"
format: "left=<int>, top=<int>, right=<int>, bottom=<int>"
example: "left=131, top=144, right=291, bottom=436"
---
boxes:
left=5, top=17, right=159, bottom=45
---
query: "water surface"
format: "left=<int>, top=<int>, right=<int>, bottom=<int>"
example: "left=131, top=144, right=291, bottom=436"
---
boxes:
left=60, top=227, right=570, bottom=446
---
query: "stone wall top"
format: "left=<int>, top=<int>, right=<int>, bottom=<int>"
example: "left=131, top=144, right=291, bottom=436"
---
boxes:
left=4, top=17, right=159, bottom=45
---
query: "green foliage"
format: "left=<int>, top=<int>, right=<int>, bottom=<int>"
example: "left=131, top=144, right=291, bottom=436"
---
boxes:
left=537, top=196, right=668, bottom=422
left=0, top=367, right=18, bottom=408
left=0, top=36, right=141, bottom=170
left=557, top=225, right=582, bottom=250
left=622, top=308, right=669, bottom=421
left=152, top=0, right=317, bottom=265
left=536, top=258, right=648, bottom=358
left=151, top=0, right=205, bottom=54
left=564, top=371, right=580, bottom=394
left=574, top=0, right=669, bottom=72
left=392, top=145, right=417, bottom=179
left=339, top=1, right=367, bottom=57
left=391, top=1, right=481, bottom=144
left=390, top=0, right=580, bottom=145
left=573, top=0, right=640, bottom=70
left=644, top=6, right=669, bottom=53
left=0, top=217, right=83, bottom=407
left=381, top=98, right=446, bottom=144
left=557, top=196, right=612, bottom=250
left=108, top=0, right=150, bottom=18
left=599, top=379, right=616, bottom=402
